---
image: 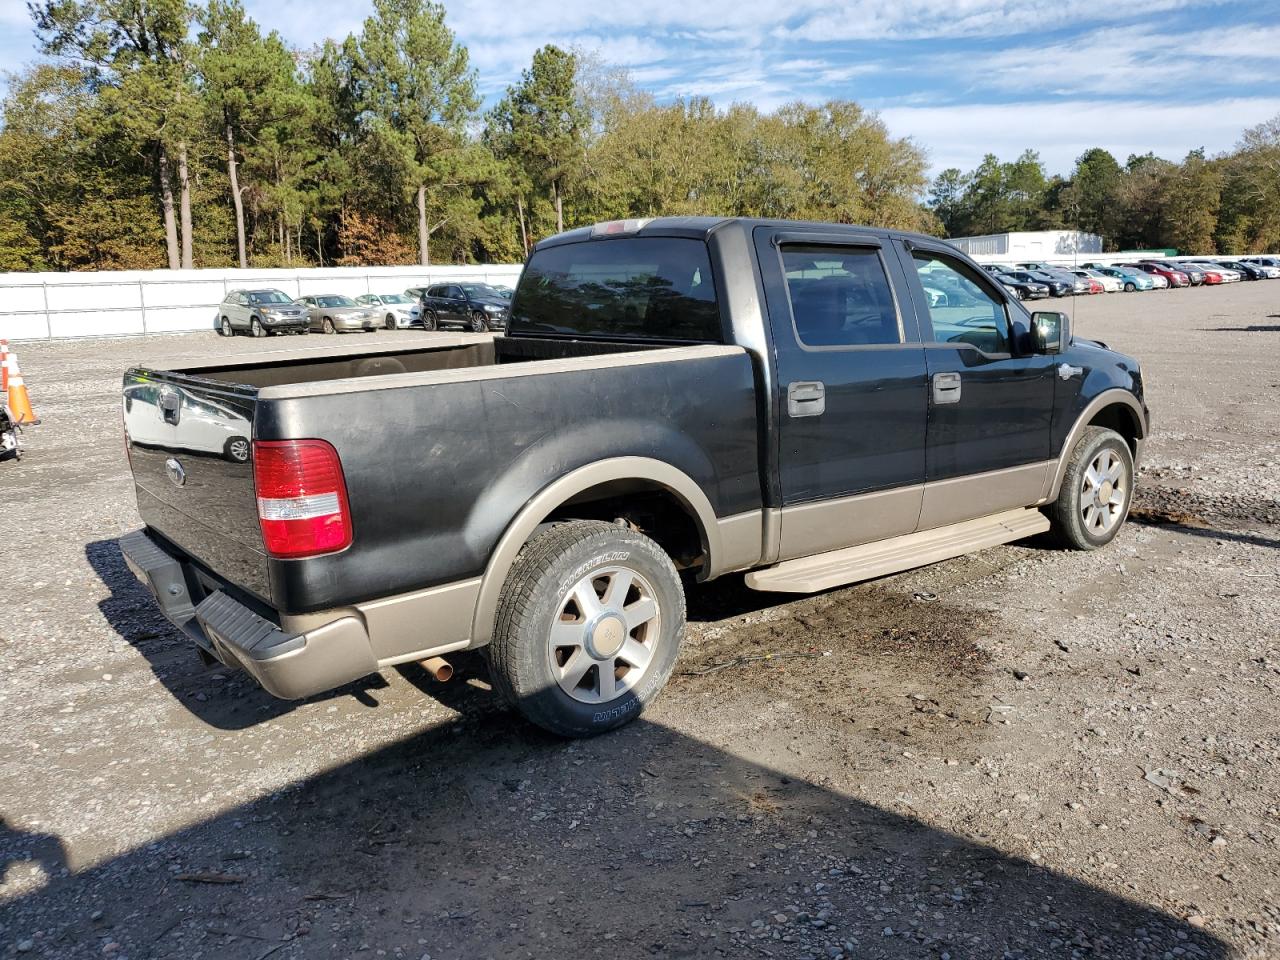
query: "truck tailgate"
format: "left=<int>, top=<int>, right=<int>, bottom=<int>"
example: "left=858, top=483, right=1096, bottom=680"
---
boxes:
left=123, top=370, right=270, bottom=600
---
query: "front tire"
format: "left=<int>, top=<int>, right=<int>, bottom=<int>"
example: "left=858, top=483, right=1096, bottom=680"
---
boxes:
left=323, top=318, right=336, bottom=335
left=422, top=310, right=437, bottom=331
left=386, top=313, right=397, bottom=330
left=487, top=520, right=685, bottom=738
left=250, top=318, right=265, bottom=338
left=470, top=311, right=490, bottom=333
left=1124, top=282, right=1136, bottom=292
left=1047, top=426, right=1134, bottom=550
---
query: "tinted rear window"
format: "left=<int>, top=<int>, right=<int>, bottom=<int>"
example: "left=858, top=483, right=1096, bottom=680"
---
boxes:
left=510, top=237, right=722, bottom=342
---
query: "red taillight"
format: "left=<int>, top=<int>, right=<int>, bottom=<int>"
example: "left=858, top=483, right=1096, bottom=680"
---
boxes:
left=252, top=439, right=352, bottom=558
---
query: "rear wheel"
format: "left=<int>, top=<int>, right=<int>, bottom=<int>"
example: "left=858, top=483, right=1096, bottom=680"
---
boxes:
left=223, top=436, right=251, bottom=463
left=487, top=520, right=684, bottom=738
left=1047, top=426, right=1133, bottom=550
left=219, top=317, right=233, bottom=337
left=470, top=311, right=489, bottom=333
left=1124, top=282, right=1136, bottom=292
left=323, top=318, right=336, bottom=335
left=250, top=318, right=265, bottom=338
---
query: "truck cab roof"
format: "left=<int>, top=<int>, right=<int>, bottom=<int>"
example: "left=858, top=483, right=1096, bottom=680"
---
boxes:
left=535, top=217, right=944, bottom=252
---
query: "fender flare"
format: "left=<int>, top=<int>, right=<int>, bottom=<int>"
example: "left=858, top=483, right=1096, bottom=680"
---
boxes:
left=1043, top=388, right=1147, bottom=502
left=469, top=456, right=721, bottom=648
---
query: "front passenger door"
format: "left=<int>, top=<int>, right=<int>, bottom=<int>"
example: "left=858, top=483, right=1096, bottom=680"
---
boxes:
left=901, top=245, right=1057, bottom=529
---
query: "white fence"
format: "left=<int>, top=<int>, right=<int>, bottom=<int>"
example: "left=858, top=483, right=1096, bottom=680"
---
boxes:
left=0, top=264, right=525, bottom=341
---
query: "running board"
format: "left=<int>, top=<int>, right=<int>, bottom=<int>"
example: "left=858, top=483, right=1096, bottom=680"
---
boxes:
left=744, top=508, right=1050, bottom=593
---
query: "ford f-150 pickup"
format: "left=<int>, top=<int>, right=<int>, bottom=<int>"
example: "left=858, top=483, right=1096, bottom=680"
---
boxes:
left=120, top=217, right=1148, bottom=736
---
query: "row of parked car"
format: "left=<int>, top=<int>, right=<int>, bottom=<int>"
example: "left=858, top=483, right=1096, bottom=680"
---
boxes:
left=214, top=282, right=515, bottom=337
left=980, top=256, right=1280, bottom=301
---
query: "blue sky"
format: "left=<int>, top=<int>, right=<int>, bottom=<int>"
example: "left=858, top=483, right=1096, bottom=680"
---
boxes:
left=3, top=0, right=1278, bottom=176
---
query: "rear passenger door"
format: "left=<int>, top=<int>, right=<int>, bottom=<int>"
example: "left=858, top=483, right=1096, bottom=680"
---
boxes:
left=897, top=243, right=1057, bottom=529
left=753, top=229, right=929, bottom=560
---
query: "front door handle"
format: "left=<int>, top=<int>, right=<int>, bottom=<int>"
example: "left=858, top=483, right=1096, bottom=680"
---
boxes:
left=932, top=371, right=962, bottom=404
left=1058, top=363, right=1084, bottom=380
left=787, top=381, right=826, bottom=418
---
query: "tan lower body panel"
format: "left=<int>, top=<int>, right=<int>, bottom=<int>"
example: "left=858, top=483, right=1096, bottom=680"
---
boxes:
left=917, top=461, right=1050, bottom=530
left=777, top=485, right=923, bottom=561
left=744, top=507, right=1050, bottom=593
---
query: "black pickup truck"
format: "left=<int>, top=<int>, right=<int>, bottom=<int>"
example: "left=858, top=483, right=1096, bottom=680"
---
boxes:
left=120, top=217, right=1148, bottom=736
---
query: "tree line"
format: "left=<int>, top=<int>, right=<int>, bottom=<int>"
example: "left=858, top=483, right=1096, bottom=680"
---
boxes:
left=1, top=0, right=1277, bottom=272
left=0, top=0, right=933, bottom=271
left=929, top=127, right=1280, bottom=254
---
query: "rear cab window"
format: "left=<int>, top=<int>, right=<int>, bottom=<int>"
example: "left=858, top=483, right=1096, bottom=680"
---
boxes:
left=780, top=245, right=901, bottom=347
left=509, top=237, right=723, bottom=342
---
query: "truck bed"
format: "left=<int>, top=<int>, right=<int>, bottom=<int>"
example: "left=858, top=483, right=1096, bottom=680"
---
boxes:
left=123, top=334, right=760, bottom=624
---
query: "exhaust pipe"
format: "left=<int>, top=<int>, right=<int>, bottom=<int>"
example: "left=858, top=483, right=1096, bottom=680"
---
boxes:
left=421, top=656, right=453, bottom=683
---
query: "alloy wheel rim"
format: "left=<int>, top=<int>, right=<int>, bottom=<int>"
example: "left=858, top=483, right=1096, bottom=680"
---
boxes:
left=1080, top=448, right=1127, bottom=535
left=547, top=565, right=661, bottom=704
left=229, top=439, right=250, bottom=462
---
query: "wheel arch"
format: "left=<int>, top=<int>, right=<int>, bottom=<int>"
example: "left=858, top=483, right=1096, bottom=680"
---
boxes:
left=1044, top=389, right=1147, bottom=502
left=469, top=457, right=723, bottom=648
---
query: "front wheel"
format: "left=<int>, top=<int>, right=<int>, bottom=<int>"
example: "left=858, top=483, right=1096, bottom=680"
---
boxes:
left=1047, top=426, right=1134, bottom=550
left=422, top=310, right=437, bottom=331
left=386, top=314, right=397, bottom=330
left=323, top=318, right=336, bottom=335
left=487, top=520, right=685, bottom=738
left=470, top=311, right=490, bottom=333
left=250, top=318, right=265, bottom=338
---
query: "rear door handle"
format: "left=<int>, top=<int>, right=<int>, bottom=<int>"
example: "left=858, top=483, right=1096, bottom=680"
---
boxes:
left=932, top=371, right=962, bottom=404
left=787, top=381, right=826, bottom=418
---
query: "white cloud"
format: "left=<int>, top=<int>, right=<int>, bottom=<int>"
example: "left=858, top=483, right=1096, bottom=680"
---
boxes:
left=879, top=97, right=1280, bottom=174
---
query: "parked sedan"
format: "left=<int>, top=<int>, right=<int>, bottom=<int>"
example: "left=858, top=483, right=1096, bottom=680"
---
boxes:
left=1172, top=262, right=1225, bottom=284
left=217, top=288, right=309, bottom=337
left=1022, top=270, right=1077, bottom=297
left=356, top=293, right=421, bottom=329
left=1091, top=266, right=1154, bottom=291
left=998, top=270, right=1070, bottom=297
left=418, top=282, right=509, bottom=332
left=1218, top=259, right=1267, bottom=280
left=1186, top=261, right=1240, bottom=282
left=1128, top=262, right=1189, bottom=287
left=1142, top=259, right=1205, bottom=285
left=1242, top=256, right=1280, bottom=277
left=297, top=294, right=378, bottom=334
left=995, top=275, right=1051, bottom=300
left=1071, top=269, right=1118, bottom=293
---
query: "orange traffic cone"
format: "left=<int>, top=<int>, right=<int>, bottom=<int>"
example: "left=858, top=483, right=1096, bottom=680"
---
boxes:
left=4, top=344, right=38, bottom=425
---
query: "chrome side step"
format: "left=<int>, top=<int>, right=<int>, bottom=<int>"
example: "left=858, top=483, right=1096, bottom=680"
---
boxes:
left=744, top=508, right=1050, bottom=593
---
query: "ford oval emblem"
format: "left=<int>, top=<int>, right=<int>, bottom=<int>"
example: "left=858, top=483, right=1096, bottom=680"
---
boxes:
left=165, top=457, right=186, bottom=487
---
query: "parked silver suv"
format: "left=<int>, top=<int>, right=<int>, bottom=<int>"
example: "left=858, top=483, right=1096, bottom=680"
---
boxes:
left=217, top=289, right=309, bottom=337
left=297, top=295, right=378, bottom=334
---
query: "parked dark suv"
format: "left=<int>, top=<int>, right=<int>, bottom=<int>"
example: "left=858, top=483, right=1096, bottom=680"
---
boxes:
left=418, top=282, right=509, bottom=332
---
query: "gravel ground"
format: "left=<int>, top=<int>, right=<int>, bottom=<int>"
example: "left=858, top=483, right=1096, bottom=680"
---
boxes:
left=1, top=285, right=1278, bottom=960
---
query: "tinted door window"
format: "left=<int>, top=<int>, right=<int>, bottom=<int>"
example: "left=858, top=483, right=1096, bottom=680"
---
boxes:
left=912, top=254, right=1011, bottom=355
left=781, top=245, right=900, bottom=347
left=511, top=237, right=721, bottom=342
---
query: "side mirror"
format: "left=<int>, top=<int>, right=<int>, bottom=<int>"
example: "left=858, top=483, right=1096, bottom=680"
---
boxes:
left=1031, top=310, right=1070, bottom=354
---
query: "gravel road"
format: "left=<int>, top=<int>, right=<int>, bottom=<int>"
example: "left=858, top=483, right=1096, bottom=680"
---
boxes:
left=1, top=285, right=1278, bottom=960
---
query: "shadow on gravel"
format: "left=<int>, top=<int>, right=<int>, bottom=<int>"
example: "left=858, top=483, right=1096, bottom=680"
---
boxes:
left=1129, top=515, right=1280, bottom=549
left=0, top=713, right=1234, bottom=960
left=1199, top=325, right=1280, bottom=332
left=84, top=539, right=393, bottom=730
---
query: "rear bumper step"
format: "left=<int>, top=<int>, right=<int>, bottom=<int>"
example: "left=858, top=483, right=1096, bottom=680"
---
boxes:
left=119, top=530, right=378, bottom=699
left=745, top=508, right=1050, bottom=593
